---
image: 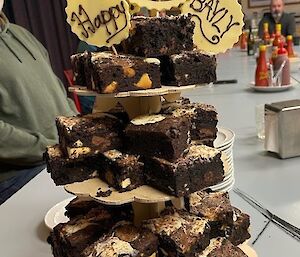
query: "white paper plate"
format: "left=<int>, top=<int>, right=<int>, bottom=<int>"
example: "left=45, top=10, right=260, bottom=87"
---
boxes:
left=44, top=197, right=75, bottom=231
left=249, top=82, right=293, bottom=92
left=214, top=127, right=235, bottom=148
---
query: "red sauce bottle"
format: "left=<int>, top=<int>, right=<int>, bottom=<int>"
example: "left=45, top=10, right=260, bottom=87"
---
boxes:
left=255, top=45, right=269, bottom=87
left=273, top=24, right=282, bottom=47
left=286, top=35, right=295, bottom=58
left=240, top=31, right=247, bottom=50
left=263, top=23, right=270, bottom=44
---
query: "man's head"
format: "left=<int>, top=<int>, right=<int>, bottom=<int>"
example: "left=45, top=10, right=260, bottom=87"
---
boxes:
left=271, top=0, right=284, bottom=22
left=0, top=0, right=4, bottom=12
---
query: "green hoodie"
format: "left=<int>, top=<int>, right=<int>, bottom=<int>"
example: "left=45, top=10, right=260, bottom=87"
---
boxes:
left=0, top=12, right=77, bottom=181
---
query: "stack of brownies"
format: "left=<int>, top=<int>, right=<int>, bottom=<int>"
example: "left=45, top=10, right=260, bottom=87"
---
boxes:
left=70, top=15, right=217, bottom=93
left=45, top=98, right=222, bottom=196
left=48, top=191, right=250, bottom=257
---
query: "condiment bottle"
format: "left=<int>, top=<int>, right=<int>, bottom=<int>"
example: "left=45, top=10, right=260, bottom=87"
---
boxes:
left=255, top=45, right=269, bottom=87
left=247, top=26, right=255, bottom=56
left=263, top=22, right=270, bottom=44
left=273, top=42, right=290, bottom=86
left=273, top=24, right=282, bottom=47
left=240, top=31, right=247, bottom=50
left=286, top=35, right=295, bottom=58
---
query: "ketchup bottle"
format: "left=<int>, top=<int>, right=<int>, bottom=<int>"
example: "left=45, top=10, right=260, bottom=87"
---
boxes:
left=240, top=31, right=247, bottom=50
left=274, top=42, right=290, bottom=86
left=273, top=24, right=282, bottom=47
left=255, top=45, right=269, bottom=87
left=286, top=35, right=295, bottom=58
left=263, top=22, right=270, bottom=44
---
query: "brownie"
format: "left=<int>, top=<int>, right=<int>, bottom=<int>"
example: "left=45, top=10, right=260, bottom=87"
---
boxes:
left=49, top=205, right=134, bottom=257
left=225, top=207, right=251, bottom=246
left=125, top=115, right=191, bottom=161
left=197, top=238, right=248, bottom=257
left=185, top=190, right=234, bottom=225
left=90, top=52, right=161, bottom=93
left=161, top=102, right=218, bottom=147
left=99, top=150, right=144, bottom=192
left=45, top=145, right=100, bottom=185
left=64, top=197, right=104, bottom=219
left=143, top=208, right=210, bottom=257
left=70, top=51, right=89, bottom=86
left=159, top=51, right=217, bottom=86
left=56, top=114, right=123, bottom=159
left=124, top=15, right=195, bottom=57
left=144, top=145, right=224, bottom=197
left=82, top=222, right=158, bottom=257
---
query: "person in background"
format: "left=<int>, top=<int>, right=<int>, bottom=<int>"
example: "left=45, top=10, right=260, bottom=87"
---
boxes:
left=0, top=1, right=78, bottom=204
left=258, top=0, right=295, bottom=38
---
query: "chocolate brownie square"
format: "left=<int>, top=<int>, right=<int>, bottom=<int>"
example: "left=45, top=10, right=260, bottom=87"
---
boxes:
left=159, top=51, right=217, bottom=86
left=125, top=115, right=191, bottom=161
left=143, top=208, right=210, bottom=257
left=197, top=238, right=248, bottom=257
left=144, top=145, right=224, bottom=197
left=89, top=52, right=161, bottom=93
left=161, top=102, right=218, bottom=147
left=99, top=150, right=144, bottom=192
left=49, top=205, right=134, bottom=257
left=82, top=222, right=158, bottom=257
left=56, top=113, right=123, bottom=159
left=225, top=207, right=251, bottom=246
left=45, top=145, right=100, bottom=185
left=185, top=190, right=234, bottom=225
left=124, top=15, right=195, bottom=57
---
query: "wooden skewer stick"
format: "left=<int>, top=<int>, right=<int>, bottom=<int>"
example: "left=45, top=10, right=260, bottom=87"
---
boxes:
left=111, top=45, right=118, bottom=56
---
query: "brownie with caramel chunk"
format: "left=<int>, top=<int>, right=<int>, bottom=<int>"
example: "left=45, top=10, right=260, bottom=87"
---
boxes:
left=143, top=208, right=210, bottom=257
left=82, top=222, right=158, bottom=257
left=144, top=145, right=224, bottom=197
left=124, top=15, right=195, bottom=57
left=56, top=114, right=123, bottom=159
left=99, top=150, right=144, bottom=192
left=159, top=51, right=217, bottom=86
left=45, top=145, right=101, bottom=186
left=90, top=52, right=161, bottom=93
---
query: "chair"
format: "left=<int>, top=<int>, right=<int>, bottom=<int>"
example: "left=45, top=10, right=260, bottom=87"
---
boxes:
left=64, top=69, right=82, bottom=114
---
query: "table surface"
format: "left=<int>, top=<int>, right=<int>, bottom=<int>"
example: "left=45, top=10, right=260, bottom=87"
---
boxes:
left=1, top=47, right=300, bottom=257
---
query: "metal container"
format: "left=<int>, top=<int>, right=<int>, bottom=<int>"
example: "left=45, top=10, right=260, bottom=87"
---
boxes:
left=265, top=99, right=300, bottom=159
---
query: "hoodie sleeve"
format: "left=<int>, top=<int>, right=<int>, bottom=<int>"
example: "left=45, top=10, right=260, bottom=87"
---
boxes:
left=0, top=120, right=56, bottom=166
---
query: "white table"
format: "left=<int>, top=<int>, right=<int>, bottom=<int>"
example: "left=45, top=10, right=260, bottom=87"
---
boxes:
left=1, top=47, right=300, bottom=257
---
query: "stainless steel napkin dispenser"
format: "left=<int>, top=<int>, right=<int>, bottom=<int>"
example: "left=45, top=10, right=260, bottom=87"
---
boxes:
left=265, top=99, right=300, bottom=159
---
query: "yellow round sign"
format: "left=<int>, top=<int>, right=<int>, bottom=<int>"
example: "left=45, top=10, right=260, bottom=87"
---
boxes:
left=129, top=0, right=188, bottom=11
left=181, top=0, right=244, bottom=54
left=66, top=0, right=131, bottom=47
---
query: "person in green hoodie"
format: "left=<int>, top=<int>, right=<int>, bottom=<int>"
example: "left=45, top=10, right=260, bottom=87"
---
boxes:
left=0, top=2, right=78, bottom=204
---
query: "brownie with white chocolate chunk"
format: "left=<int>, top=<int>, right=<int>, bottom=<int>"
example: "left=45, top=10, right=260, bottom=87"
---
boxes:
left=45, top=145, right=100, bottom=186
left=125, top=114, right=191, bottom=162
left=56, top=114, right=123, bottom=159
left=161, top=102, right=218, bottom=147
left=143, top=208, right=210, bottom=257
left=82, top=222, right=158, bottom=257
left=89, top=52, right=161, bottom=93
left=159, top=51, right=217, bottom=86
left=144, top=145, right=224, bottom=197
left=197, top=238, right=248, bottom=257
left=99, top=150, right=144, bottom=192
left=124, top=15, right=195, bottom=57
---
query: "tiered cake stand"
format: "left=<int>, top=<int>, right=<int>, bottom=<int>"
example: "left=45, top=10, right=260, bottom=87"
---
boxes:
left=63, top=86, right=257, bottom=256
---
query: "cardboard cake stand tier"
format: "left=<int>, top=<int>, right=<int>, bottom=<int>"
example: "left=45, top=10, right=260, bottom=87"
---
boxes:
left=239, top=243, right=258, bottom=257
left=70, top=85, right=206, bottom=119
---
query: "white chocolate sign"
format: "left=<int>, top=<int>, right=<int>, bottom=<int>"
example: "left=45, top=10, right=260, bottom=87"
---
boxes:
left=66, top=0, right=131, bottom=47
left=181, top=0, right=244, bottom=54
left=129, top=0, right=188, bottom=11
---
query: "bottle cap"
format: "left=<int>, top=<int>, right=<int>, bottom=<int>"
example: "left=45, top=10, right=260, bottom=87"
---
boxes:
left=259, top=45, right=267, bottom=51
left=275, top=23, right=282, bottom=32
left=263, top=23, right=269, bottom=29
left=287, top=35, right=293, bottom=41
